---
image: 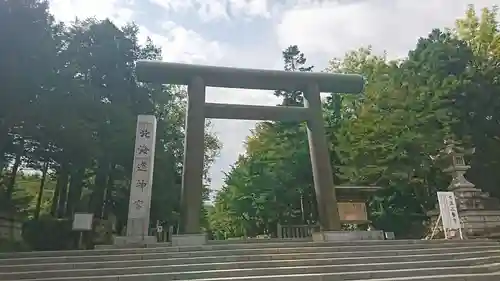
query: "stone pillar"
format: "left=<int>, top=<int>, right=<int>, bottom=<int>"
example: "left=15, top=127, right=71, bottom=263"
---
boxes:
left=115, top=115, right=157, bottom=245
left=179, top=76, right=206, bottom=235
left=304, top=83, right=341, bottom=231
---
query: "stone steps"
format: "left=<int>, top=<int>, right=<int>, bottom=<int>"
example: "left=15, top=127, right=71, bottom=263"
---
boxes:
left=0, top=239, right=475, bottom=258
left=2, top=255, right=500, bottom=280
left=3, top=248, right=498, bottom=273
left=5, top=264, right=500, bottom=281
left=1, top=241, right=496, bottom=265
left=2, top=239, right=492, bottom=258
left=1, top=240, right=499, bottom=281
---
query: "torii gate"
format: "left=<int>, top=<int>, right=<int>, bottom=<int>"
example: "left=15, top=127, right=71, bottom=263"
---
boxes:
left=136, top=60, right=364, bottom=245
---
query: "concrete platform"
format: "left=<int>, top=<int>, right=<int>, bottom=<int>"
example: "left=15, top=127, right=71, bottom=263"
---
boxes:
left=171, top=233, right=207, bottom=246
left=312, top=231, right=385, bottom=242
left=0, top=240, right=499, bottom=281
left=113, top=235, right=157, bottom=246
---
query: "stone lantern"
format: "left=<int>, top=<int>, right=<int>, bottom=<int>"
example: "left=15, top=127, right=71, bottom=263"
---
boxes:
left=427, top=140, right=500, bottom=238
left=441, top=141, right=475, bottom=191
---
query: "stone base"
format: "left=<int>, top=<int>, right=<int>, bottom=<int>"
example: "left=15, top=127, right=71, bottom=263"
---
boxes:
left=113, top=235, right=157, bottom=246
left=460, top=210, right=500, bottom=236
left=171, top=233, right=207, bottom=246
left=312, top=230, right=385, bottom=242
left=429, top=209, right=500, bottom=238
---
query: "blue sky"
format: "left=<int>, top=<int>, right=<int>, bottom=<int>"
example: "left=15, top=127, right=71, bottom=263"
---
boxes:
left=48, top=0, right=500, bottom=195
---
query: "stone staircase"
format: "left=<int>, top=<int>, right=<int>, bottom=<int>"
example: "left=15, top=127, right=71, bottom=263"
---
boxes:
left=1, top=239, right=500, bottom=281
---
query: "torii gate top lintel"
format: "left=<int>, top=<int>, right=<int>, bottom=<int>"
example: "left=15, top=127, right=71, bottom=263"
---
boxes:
left=136, top=60, right=365, bottom=94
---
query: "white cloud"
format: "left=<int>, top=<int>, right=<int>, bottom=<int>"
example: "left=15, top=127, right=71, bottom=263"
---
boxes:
left=164, top=26, right=225, bottom=63
left=49, top=0, right=224, bottom=65
left=228, top=0, right=270, bottom=19
left=49, top=0, right=133, bottom=26
left=149, top=0, right=271, bottom=22
left=149, top=0, right=194, bottom=12
left=276, top=0, right=500, bottom=60
left=150, top=0, right=229, bottom=22
left=139, top=25, right=225, bottom=64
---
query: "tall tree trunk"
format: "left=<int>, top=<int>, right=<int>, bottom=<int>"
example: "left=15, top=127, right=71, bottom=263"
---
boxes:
left=50, top=181, right=60, bottom=217
left=56, top=163, right=70, bottom=218
left=89, top=158, right=109, bottom=219
left=6, top=138, right=24, bottom=201
left=0, top=150, right=7, bottom=178
left=103, top=164, right=115, bottom=220
left=34, top=160, right=49, bottom=219
left=308, top=187, right=318, bottom=223
left=0, top=128, right=11, bottom=175
left=300, top=193, right=306, bottom=224
left=65, top=166, right=85, bottom=218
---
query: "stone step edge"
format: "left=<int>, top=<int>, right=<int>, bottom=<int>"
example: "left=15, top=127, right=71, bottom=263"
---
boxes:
left=0, top=256, right=500, bottom=280
left=350, top=272, right=500, bottom=281
left=2, top=239, right=495, bottom=259
left=1, top=245, right=498, bottom=266
left=8, top=262, right=500, bottom=281
left=2, top=242, right=498, bottom=262
left=182, top=272, right=500, bottom=281
left=97, top=239, right=497, bottom=249
left=3, top=250, right=500, bottom=273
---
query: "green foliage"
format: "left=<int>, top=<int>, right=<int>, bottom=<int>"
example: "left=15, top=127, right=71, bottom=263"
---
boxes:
left=22, top=216, right=74, bottom=251
left=0, top=238, right=30, bottom=253
left=0, top=0, right=221, bottom=247
left=209, top=46, right=319, bottom=238
left=274, top=45, right=314, bottom=106
left=209, top=5, right=500, bottom=239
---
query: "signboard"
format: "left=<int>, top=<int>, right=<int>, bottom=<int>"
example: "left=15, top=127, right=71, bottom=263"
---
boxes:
left=437, top=191, right=461, bottom=230
left=126, top=115, right=157, bottom=238
left=338, top=202, right=368, bottom=222
left=72, top=213, right=93, bottom=231
left=128, top=116, right=156, bottom=219
left=385, top=232, right=395, bottom=240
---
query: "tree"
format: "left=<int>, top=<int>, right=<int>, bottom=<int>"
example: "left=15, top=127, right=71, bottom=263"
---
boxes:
left=210, top=5, right=500, bottom=239
left=209, top=46, right=318, bottom=238
left=0, top=0, right=59, bottom=204
left=274, top=45, right=313, bottom=106
left=453, top=5, right=500, bottom=199
left=330, top=25, right=500, bottom=237
left=0, top=0, right=221, bottom=248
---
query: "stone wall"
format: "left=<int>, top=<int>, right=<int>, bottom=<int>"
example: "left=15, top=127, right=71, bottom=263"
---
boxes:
left=460, top=210, right=500, bottom=237
left=0, top=215, right=22, bottom=241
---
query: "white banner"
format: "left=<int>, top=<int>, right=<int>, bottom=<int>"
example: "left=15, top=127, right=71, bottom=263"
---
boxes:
left=72, top=213, right=93, bottom=231
left=437, top=191, right=461, bottom=230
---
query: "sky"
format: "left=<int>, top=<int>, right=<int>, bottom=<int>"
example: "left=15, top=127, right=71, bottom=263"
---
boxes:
left=48, top=0, right=500, bottom=195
